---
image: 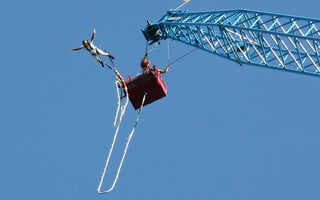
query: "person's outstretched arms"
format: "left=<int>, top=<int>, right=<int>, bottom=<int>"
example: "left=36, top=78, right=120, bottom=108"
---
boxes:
left=68, top=46, right=84, bottom=51
left=90, top=28, right=96, bottom=42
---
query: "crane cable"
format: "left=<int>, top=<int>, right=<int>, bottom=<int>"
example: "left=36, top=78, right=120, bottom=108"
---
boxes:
left=144, top=41, right=162, bottom=57
left=167, top=40, right=170, bottom=66
left=145, top=40, right=197, bottom=67
left=97, top=58, right=147, bottom=194
left=167, top=39, right=197, bottom=66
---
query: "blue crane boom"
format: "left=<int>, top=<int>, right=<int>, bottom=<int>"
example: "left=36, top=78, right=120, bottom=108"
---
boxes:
left=142, top=9, right=320, bottom=76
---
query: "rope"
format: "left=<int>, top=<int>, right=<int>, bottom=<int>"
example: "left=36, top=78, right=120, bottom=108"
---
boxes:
left=131, top=93, right=147, bottom=130
left=169, top=47, right=197, bottom=66
left=165, top=38, right=197, bottom=67
left=145, top=42, right=149, bottom=56
left=97, top=90, right=147, bottom=194
left=101, top=92, right=147, bottom=193
left=174, top=0, right=191, bottom=10
left=104, top=58, right=127, bottom=127
left=97, top=81, right=129, bottom=194
left=145, top=41, right=158, bottom=56
left=104, top=57, right=116, bottom=71
left=167, top=40, right=170, bottom=65
left=113, top=80, right=122, bottom=127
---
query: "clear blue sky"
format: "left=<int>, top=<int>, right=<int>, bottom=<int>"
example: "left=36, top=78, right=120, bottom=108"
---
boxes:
left=1, top=0, right=320, bottom=199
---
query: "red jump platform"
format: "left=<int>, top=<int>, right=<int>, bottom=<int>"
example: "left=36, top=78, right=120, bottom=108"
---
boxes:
left=125, top=67, right=167, bottom=110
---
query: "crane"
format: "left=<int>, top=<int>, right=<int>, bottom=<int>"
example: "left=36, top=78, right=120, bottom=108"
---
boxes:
left=142, top=9, right=320, bottom=76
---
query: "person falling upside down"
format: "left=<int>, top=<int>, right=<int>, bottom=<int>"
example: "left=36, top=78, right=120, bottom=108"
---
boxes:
left=69, top=28, right=114, bottom=67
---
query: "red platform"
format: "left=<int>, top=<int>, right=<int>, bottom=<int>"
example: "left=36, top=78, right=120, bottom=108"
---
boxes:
left=125, top=66, right=167, bottom=110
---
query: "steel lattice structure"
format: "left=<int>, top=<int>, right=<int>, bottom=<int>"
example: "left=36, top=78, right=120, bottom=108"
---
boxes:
left=142, top=9, right=320, bottom=76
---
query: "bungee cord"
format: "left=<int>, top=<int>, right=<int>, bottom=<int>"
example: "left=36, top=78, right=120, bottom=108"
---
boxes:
left=97, top=79, right=129, bottom=194
left=113, top=80, right=122, bottom=127
left=97, top=74, right=147, bottom=194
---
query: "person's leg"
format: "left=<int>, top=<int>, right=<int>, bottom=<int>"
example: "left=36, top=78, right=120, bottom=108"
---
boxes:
left=97, top=49, right=114, bottom=59
left=93, top=55, right=105, bottom=67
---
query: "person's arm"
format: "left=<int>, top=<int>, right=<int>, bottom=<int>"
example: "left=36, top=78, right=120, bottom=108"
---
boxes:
left=68, top=45, right=84, bottom=51
left=90, top=28, right=96, bottom=42
left=158, top=65, right=170, bottom=74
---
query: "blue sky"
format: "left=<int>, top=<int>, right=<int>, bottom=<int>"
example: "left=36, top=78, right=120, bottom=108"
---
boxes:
left=1, top=0, right=320, bottom=199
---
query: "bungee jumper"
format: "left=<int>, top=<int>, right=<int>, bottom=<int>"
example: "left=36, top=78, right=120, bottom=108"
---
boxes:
left=69, top=28, right=115, bottom=67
